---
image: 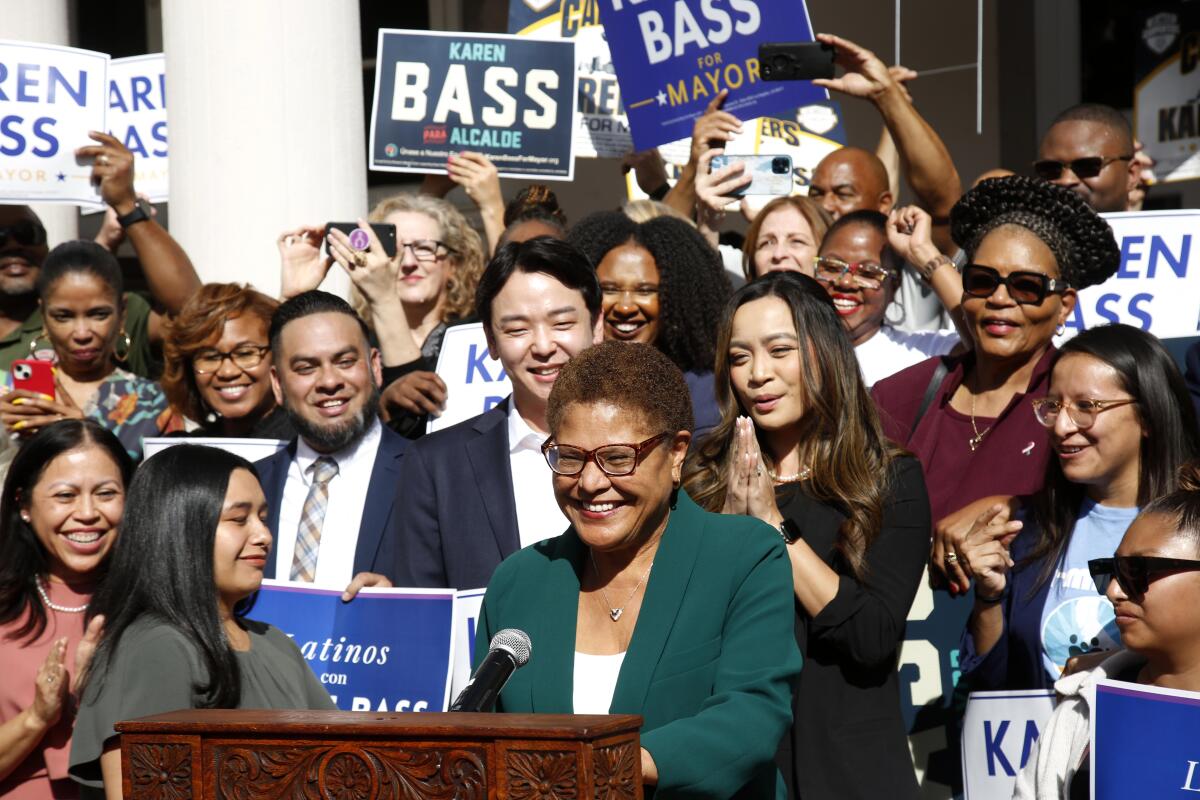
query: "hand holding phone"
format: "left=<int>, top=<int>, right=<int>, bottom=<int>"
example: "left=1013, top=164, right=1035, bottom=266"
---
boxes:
left=759, top=42, right=835, bottom=81
left=324, top=222, right=398, bottom=259
left=709, top=155, right=794, bottom=197
left=11, top=359, right=56, bottom=400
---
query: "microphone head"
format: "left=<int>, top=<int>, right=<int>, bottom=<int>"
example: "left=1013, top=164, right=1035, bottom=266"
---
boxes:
left=490, top=628, right=532, bottom=667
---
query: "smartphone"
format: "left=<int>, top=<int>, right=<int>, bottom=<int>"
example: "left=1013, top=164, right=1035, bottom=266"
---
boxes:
left=11, top=359, right=55, bottom=400
left=324, top=222, right=398, bottom=258
left=710, top=155, right=794, bottom=196
left=759, top=42, right=836, bottom=81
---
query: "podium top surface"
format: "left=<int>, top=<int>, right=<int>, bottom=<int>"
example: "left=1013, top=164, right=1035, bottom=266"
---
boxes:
left=115, top=710, right=643, bottom=740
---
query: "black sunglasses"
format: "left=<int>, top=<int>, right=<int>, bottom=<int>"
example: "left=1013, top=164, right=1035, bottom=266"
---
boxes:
left=0, top=220, right=47, bottom=249
left=962, top=264, right=1070, bottom=306
left=1032, top=155, right=1132, bottom=181
left=1088, top=555, right=1200, bottom=598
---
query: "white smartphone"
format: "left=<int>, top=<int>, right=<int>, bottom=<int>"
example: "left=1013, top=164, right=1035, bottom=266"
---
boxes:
left=709, top=154, right=794, bottom=196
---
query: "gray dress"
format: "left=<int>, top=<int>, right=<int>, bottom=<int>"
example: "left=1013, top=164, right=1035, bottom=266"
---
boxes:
left=69, top=616, right=334, bottom=789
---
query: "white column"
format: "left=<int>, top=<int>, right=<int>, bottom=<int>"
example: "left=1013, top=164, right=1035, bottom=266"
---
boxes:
left=1, top=0, right=80, bottom=245
left=162, top=0, right=365, bottom=299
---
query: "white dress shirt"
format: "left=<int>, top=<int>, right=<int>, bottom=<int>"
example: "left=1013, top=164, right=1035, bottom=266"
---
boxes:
left=507, top=403, right=570, bottom=549
left=275, top=418, right=383, bottom=590
left=573, top=651, right=627, bottom=714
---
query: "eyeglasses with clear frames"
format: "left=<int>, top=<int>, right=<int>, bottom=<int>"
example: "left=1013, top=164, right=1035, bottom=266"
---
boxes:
left=542, top=432, right=671, bottom=477
left=399, top=240, right=456, bottom=262
left=192, top=344, right=271, bottom=374
left=812, top=256, right=893, bottom=289
left=1030, top=397, right=1137, bottom=429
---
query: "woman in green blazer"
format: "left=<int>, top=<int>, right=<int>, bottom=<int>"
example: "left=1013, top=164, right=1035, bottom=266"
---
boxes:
left=475, top=341, right=801, bottom=799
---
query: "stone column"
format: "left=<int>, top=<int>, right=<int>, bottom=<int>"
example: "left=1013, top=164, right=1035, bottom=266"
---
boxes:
left=2, top=0, right=80, bottom=244
left=161, top=0, right=366, bottom=298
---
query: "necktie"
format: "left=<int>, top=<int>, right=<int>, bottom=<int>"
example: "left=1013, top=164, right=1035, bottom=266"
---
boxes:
left=290, top=456, right=339, bottom=582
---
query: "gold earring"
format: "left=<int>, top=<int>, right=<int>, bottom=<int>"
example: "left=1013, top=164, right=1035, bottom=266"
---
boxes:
left=28, top=332, right=53, bottom=360
left=113, top=330, right=132, bottom=362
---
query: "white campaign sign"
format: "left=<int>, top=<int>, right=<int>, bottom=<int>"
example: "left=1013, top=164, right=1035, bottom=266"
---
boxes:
left=106, top=54, right=167, bottom=203
left=961, top=689, right=1056, bottom=800
left=1057, top=210, right=1200, bottom=343
left=450, top=588, right=486, bottom=701
left=428, top=322, right=512, bottom=434
left=142, top=437, right=288, bottom=462
left=0, top=40, right=108, bottom=207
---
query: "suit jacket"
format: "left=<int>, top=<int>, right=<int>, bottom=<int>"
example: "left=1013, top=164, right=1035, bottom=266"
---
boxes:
left=475, top=491, right=801, bottom=799
left=255, top=424, right=408, bottom=581
left=394, top=399, right=521, bottom=589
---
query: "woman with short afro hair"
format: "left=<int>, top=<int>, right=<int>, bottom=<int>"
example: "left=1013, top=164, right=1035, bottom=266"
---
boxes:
left=568, top=212, right=732, bottom=436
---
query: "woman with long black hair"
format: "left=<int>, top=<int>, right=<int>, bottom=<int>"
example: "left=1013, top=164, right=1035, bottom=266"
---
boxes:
left=69, top=445, right=332, bottom=798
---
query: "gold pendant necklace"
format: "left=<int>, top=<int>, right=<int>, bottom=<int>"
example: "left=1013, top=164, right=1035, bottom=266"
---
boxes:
left=969, top=388, right=993, bottom=452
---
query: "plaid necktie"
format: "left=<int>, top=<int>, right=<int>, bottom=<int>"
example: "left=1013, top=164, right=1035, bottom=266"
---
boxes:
left=290, top=456, right=339, bottom=582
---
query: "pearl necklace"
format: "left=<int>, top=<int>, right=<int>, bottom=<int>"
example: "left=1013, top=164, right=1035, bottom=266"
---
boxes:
left=35, top=576, right=88, bottom=614
left=769, top=465, right=812, bottom=484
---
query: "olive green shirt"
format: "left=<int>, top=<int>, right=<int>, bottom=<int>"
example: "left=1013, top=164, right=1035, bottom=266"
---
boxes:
left=0, top=292, right=158, bottom=379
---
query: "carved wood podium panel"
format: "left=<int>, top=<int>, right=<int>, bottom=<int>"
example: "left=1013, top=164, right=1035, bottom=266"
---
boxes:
left=116, top=710, right=642, bottom=800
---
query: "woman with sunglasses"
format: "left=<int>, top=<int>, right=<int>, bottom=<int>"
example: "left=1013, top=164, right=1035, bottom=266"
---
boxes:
left=161, top=283, right=295, bottom=439
left=475, top=341, right=800, bottom=799
left=277, top=193, right=486, bottom=437
left=956, top=325, right=1199, bottom=692
left=815, top=207, right=965, bottom=387
left=1013, top=463, right=1200, bottom=798
left=873, top=176, right=1121, bottom=595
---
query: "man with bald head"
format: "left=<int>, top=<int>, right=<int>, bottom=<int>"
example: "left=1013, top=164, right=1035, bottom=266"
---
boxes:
left=1036, top=103, right=1138, bottom=213
left=809, top=146, right=894, bottom=220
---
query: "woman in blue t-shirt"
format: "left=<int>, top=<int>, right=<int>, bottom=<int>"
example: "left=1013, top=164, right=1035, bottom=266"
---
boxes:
left=956, top=324, right=1200, bottom=690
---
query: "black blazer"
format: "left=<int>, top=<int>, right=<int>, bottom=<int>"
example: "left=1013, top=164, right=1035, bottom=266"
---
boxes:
left=255, top=424, right=408, bottom=581
left=394, top=398, right=522, bottom=589
left=775, top=456, right=929, bottom=800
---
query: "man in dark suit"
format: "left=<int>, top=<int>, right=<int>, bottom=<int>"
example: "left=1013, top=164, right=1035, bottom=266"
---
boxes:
left=255, top=290, right=407, bottom=598
left=395, top=238, right=602, bottom=589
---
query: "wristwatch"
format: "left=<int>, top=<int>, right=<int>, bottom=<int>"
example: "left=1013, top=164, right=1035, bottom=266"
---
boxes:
left=777, top=518, right=802, bottom=544
left=117, top=198, right=153, bottom=229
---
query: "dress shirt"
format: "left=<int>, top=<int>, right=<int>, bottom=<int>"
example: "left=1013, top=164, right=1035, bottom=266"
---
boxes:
left=275, top=418, right=382, bottom=589
left=507, top=403, right=570, bottom=549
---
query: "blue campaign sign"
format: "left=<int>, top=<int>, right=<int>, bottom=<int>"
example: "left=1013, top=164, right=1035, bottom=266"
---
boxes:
left=599, top=0, right=827, bottom=150
left=369, top=29, right=577, bottom=180
left=250, top=581, right=457, bottom=713
left=1093, top=679, right=1200, bottom=798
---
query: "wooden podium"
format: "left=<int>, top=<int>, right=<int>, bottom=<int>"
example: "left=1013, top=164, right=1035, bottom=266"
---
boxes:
left=115, top=710, right=642, bottom=800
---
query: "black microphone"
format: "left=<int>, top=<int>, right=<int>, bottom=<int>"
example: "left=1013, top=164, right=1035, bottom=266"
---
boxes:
left=449, top=628, right=532, bottom=712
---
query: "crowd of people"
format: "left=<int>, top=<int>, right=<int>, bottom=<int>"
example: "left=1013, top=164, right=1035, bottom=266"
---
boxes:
left=1, top=29, right=1198, bottom=800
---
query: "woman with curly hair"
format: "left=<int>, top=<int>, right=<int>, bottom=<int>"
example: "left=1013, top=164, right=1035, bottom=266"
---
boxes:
left=568, top=211, right=732, bottom=436
left=498, top=185, right=568, bottom=245
left=682, top=272, right=930, bottom=799
left=161, top=283, right=294, bottom=439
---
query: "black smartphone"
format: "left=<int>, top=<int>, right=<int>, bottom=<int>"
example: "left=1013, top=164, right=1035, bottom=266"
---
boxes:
left=324, top=222, right=398, bottom=258
left=759, top=42, right=836, bottom=81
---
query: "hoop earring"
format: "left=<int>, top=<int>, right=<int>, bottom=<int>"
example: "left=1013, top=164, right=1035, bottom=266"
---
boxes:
left=113, top=330, right=132, bottom=363
left=884, top=298, right=906, bottom=328
left=28, top=332, right=54, bottom=360
left=1055, top=323, right=1066, bottom=336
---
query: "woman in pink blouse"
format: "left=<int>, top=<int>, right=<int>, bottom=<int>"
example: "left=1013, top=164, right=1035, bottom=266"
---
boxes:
left=0, top=421, right=132, bottom=799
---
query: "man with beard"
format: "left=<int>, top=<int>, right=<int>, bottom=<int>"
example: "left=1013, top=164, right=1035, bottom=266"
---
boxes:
left=255, top=290, right=408, bottom=597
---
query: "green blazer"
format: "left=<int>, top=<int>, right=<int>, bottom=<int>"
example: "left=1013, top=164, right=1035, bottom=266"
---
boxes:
left=474, top=491, right=801, bottom=799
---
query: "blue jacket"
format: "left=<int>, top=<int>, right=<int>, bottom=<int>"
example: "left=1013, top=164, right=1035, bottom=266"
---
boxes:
left=254, top=424, right=408, bottom=581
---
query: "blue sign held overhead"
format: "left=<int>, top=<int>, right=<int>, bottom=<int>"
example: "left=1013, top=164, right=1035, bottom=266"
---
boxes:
left=369, top=29, right=577, bottom=181
left=599, top=0, right=827, bottom=150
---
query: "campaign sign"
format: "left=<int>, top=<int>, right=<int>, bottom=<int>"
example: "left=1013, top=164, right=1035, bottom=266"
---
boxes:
left=450, top=589, right=486, bottom=699
left=251, top=581, right=457, bottom=712
left=428, top=322, right=512, bottom=434
left=107, top=54, right=167, bottom=203
left=142, top=437, right=288, bottom=462
left=370, top=30, right=577, bottom=180
left=0, top=40, right=108, bottom=207
left=1057, top=210, right=1200, bottom=343
left=600, top=0, right=826, bottom=151
left=960, top=690, right=1055, bottom=800
left=1093, top=679, right=1200, bottom=797
left=1134, top=6, right=1199, bottom=183
left=510, top=0, right=633, bottom=158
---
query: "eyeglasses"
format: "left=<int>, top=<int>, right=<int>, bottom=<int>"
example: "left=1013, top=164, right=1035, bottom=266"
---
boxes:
left=962, top=264, right=1069, bottom=306
left=399, top=240, right=455, bottom=262
left=542, top=432, right=670, bottom=477
left=192, top=344, right=270, bottom=374
left=1032, top=155, right=1133, bottom=181
left=813, top=256, right=893, bottom=290
left=0, top=220, right=47, bottom=249
left=1031, top=397, right=1137, bottom=428
left=1089, top=555, right=1200, bottom=598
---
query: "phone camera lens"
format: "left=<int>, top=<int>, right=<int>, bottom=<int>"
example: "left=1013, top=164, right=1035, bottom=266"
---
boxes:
left=772, top=157, right=789, bottom=174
